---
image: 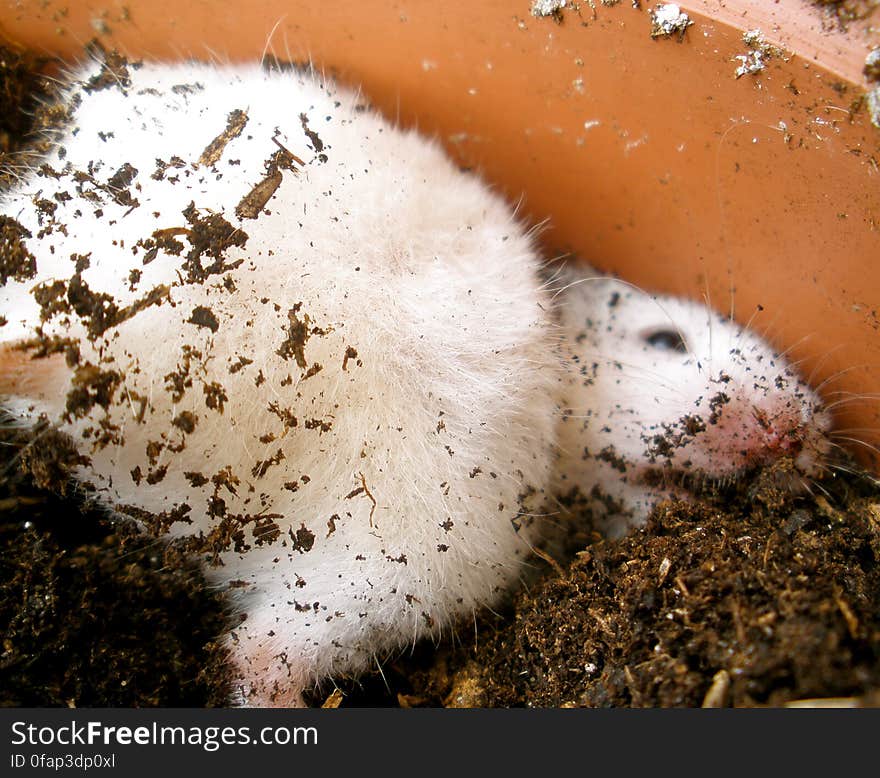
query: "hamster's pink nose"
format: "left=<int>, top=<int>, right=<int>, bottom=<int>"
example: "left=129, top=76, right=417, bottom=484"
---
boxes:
left=751, top=406, right=804, bottom=457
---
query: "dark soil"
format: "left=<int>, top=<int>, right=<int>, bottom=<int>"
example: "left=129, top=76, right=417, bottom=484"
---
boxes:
left=0, top=422, right=232, bottom=707
left=432, top=474, right=880, bottom=708
left=0, top=46, right=48, bottom=160
left=330, top=460, right=880, bottom=709
left=0, top=44, right=69, bottom=189
left=2, top=43, right=880, bottom=709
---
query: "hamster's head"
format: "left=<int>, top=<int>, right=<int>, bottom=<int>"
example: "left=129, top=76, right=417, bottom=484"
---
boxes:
left=558, top=276, right=833, bottom=491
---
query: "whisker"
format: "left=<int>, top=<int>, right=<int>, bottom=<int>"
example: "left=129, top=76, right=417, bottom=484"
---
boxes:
left=808, top=477, right=834, bottom=501
left=739, top=304, right=764, bottom=337
left=828, top=463, right=880, bottom=486
left=831, top=435, right=880, bottom=459
left=807, top=343, right=846, bottom=386
left=814, top=365, right=873, bottom=394
left=774, top=332, right=813, bottom=364
left=260, top=16, right=288, bottom=67
left=823, top=395, right=880, bottom=412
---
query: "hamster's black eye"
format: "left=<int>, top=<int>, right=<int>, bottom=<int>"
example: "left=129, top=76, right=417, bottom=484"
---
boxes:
left=644, top=329, right=687, bottom=353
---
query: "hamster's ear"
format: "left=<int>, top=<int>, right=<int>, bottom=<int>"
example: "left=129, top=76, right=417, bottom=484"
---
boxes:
left=551, top=260, right=613, bottom=307
left=541, top=259, right=590, bottom=288
left=565, top=258, right=600, bottom=277
left=0, top=343, right=71, bottom=413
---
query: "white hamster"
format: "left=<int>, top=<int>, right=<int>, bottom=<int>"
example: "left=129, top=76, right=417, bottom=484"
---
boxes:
left=0, top=56, right=559, bottom=705
left=552, top=265, right=833, bottom=538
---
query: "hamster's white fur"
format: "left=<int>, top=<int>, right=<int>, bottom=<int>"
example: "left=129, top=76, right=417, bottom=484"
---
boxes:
left=0, top=59, right=559, bottom=705
left=552, top=266, right=832, bottom=537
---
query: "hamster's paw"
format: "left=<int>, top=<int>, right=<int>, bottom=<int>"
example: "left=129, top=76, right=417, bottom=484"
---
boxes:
left=226, top=644, right=308, bottom=708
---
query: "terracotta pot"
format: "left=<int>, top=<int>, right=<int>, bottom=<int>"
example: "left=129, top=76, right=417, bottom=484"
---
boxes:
left=3, top=0, right=879, bottom=470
